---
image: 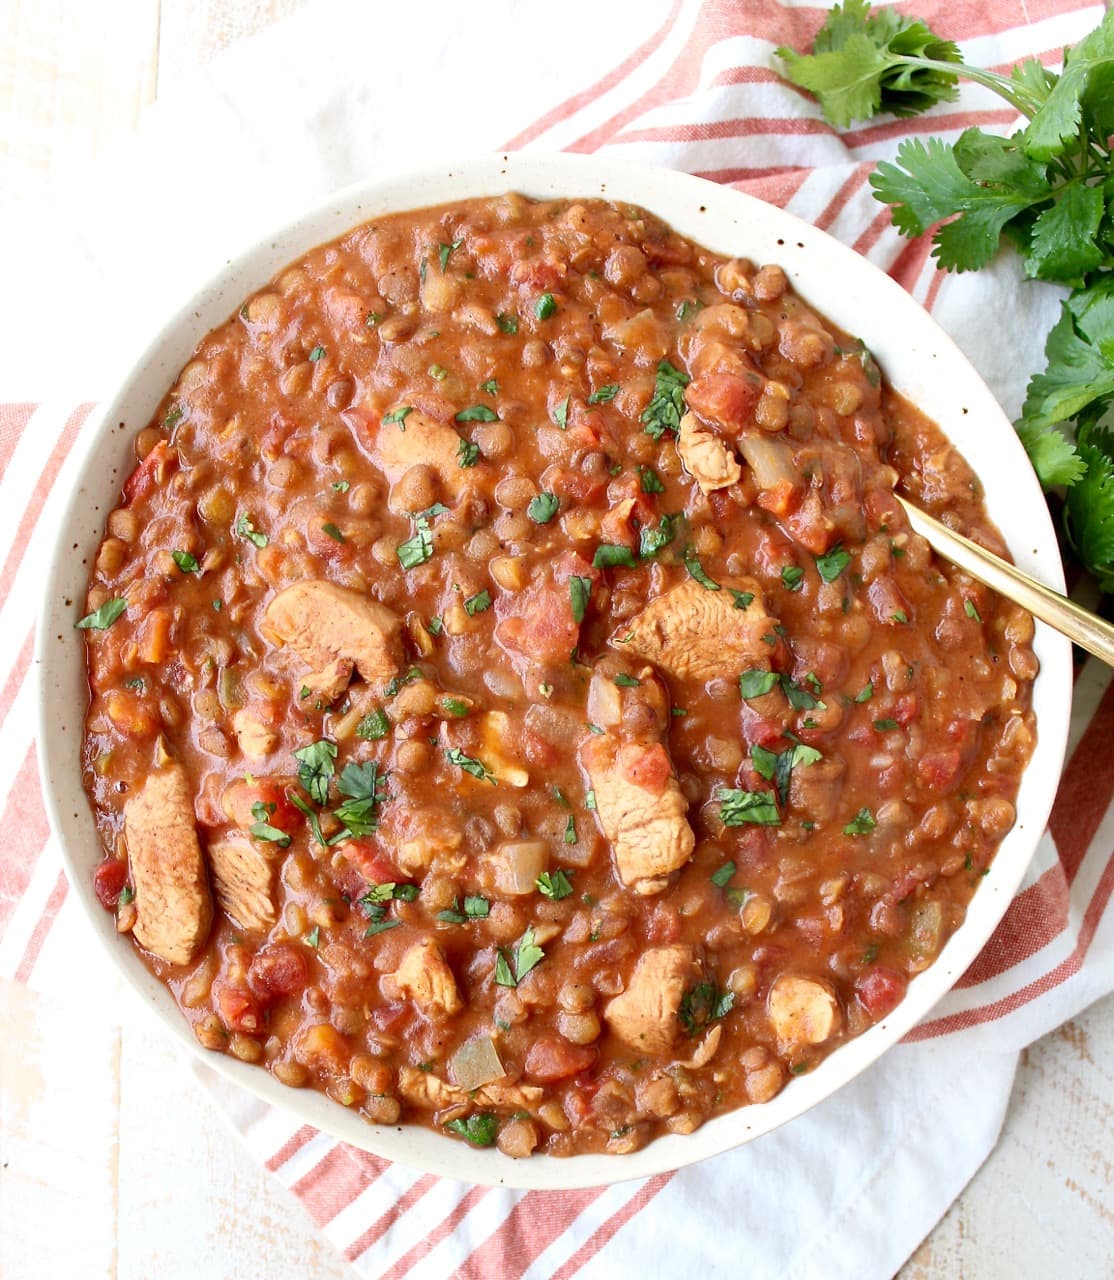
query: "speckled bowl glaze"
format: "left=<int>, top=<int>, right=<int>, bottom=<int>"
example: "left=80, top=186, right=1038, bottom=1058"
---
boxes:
left=37, top=152, right=1071, bottom=1189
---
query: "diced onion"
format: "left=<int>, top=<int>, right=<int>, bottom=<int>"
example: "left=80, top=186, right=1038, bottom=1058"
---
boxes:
left=738, top=433, right=795, bottom=492
left=493, top=840, right=549, bottom=895
left=586, top=674, right=622, bottom=729
left=449, top=1035, right=504, bottom=1092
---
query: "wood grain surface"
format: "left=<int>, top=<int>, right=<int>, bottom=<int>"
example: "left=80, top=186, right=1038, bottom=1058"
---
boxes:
left=1, top=2, right=1111, bottom=1276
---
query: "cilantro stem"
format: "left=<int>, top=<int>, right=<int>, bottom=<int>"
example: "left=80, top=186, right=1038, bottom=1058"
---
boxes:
left=894, top=55, right=1041, bottom=117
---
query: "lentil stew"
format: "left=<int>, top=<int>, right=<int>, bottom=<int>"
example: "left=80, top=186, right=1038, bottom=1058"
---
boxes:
left=80, top=193, right=1037, bottom=1158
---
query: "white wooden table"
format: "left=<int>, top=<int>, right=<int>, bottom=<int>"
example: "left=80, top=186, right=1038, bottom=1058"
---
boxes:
left=2, top=3, right=1111, bottom=1275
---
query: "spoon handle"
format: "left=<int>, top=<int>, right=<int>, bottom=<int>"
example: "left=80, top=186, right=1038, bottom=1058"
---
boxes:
left=896, top=495, right=1114, bottom=668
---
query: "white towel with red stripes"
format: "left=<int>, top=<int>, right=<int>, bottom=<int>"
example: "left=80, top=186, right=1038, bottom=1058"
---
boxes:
left=3, top=2, right=1113, bottom=1277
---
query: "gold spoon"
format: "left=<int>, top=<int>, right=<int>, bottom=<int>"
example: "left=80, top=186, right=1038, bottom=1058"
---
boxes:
left=896, top=495, right=1114, bottom=667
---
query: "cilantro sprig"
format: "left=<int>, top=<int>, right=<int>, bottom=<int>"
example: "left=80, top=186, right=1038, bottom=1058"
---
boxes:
left=778, top=4, right=1114, bottom=589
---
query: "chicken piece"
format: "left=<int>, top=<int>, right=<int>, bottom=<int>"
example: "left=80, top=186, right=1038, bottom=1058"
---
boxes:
left=124, top=764, right=213, bottom=965
left=370, top=408, right=464, bottom=512
left=614, top=576, right=776, bottom=683
left=397, top=1065, right=461, bottom=1110
left=581, top=663, right=693, bottom=893
left=475, top=1080, right=545, bottom=1110
left=582, top=735, right=694, bottom=893
left=604, top=945, right=699, bottom=1055
left=767, top=974, right=842, bottom=1050
left=480, top=711, right=529, bottom=788
left=677, top=411, right=741, bottom=494
left=231, top=708, right=279, bottom=760
left=207, top=836, right=278, bottom=933
left=393, top=938, right=463, bottom=1015
left=298, top=657, right=354, bottom=704
left=264, top=580, right=402, bottom=694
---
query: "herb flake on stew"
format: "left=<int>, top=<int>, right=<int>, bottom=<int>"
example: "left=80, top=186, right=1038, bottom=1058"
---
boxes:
left=355, top=708, right=391, bottom=740
left=249, top=801, right=292, bottom=847
left=171, top=549, right=200, bottom=573
left=396, top=505, right=447, bottom=570
left=781, top=564, right=805, bottom=591
left=437, top=894, right=490, bottom=924
left=718, top=787, right=781, bottom=827
left=844, top=807, right=878, bottom=836
left=815, top=543, right=852, bottom=582
left=593, top=543, right=637, bottom=569
left=457, top=438, right=481, bottom=469
left=729, top=588, right=755, bottom=610
left=293, top=738, right=337, bottom=804
left=684, top=551, right=720, bottom=590
left=536, top=869, right=574, bottom=900
left=528, top=492, right=560, bottom=524
left=333, top=760, right=386, bottom=837
left=569, top=574, right=592, bottom=623
left=331, top=479, right=350, bottom=493
left=441, top=696, right=470, bottom=717
left=639, top=514, right=677, bottom=560
left=638, top=465, right=666, bottom=494
left=678, top=982, right=735, bottom=1036
left=613, top=673, right=641, bottom=688
left=710, top=860, right=737, bottom=889
left=444, top=1113, right=499, bottom=1147
left=438, top=238, right=462, bottom=272
left=76, top=598, right=128, bottom=631
left=455, top=404, right=499, bottom=423
left=496, top=312, right=518, bottom=335
left=308, top=344, right=326, bottom=362
left=535, top=292, right=557, bottom=320
left=235, top=512, right=268, bottom=548
left=641, top=359, right=690, bottom=439
left=382, top=405, right=413, bottom=428
left=305, top=926, right=320, bottom=949
left=564, top=815, right=577, bottom=844
left=751, top=741, right=822, bottom=806
left=874, top=718, right=899, bottom=731
left=494, top=926, right=545, bottom=987
left=321, top=522, right=345, bottom=543
left=964, top=598, right=983, bottom=622
left=445, top=747, right=495, bottom=783
left=553, top=396, right=570, bottom=429
left=587, top=384, right=620, bottom=405
left=480, top=378, right=499, bottom=395
left=738, top=669, right=778, bottom=699
left=854, top=681, right=874, bottom=703
left=463, top=589, right=492, bottom=616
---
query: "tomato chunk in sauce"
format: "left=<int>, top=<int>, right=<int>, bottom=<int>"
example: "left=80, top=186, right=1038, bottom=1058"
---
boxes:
left=80, top=194, right=1037, bottom=1158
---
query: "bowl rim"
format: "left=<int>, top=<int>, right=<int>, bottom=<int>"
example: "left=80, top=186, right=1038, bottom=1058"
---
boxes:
left=35, top=150, right=1073, bottom=1190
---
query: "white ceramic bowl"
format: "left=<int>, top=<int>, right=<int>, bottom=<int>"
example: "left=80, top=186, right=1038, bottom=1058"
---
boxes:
left=36, top=152, right=1072, bottom=1189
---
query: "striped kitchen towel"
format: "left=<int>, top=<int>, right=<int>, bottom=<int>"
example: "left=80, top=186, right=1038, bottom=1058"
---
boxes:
left=4, top=2, right=1112, bottom=1277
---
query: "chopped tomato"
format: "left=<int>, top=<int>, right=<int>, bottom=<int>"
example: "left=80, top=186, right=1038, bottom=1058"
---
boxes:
left=894, top=694, right=919, bottom=726
left=685, top=372, right=761, bottom=430
left=248, top=944, right=309, bottom=1000
left=755, top=478, right=799, bottom=518
left=525, top=1036, right=596, bottom=1082
left=341, top=839, right=397, bottom=885
left=93, top=859, right=129, bottom=909
left=740, top=704, right=788, bottom=750
left=510, top=256, right=566, bottom=291
left=221, top=778, right=301, bottom=832
left=370, top=1001, right=410, bottom=1034
left=122, top=440, right=174, bottom=506
left=855, top=967, right=907, bottom=1020
left=496, top=582, right=579, bottom=665
left=543, top=465, right=608, bottom=507
left=619, top=742, right=672, bottom=794
left=916, top=749, right=963, bottom=793
left=214, top=980, right=263, bottom=1034
left=645, top=903, right=681, bottom=945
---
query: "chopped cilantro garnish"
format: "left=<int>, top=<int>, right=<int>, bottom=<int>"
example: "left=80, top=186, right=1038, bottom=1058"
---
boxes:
left=569, top=575, right=592, bottom=623
left=553, top=396, right=570, bottom=429
left=446, top=747, right=495, bottom=783
left=455, top=404, right=498, bottom=423
left=964, top=598, right=983, bottom=622
left=464, top=589, right=492, bottom=616
left=445, top=1113, right=498, bottom=1147
left=235, top=513, right=268, bottom=548
left=781, top=564, right=805, bottom=591
left=333, top=761, right=386, bottom=837
left=684, top=551, right=720, bottom=590
left=537, top=869, right=574, bottom=900
left=678, top=982, right=734, bottom=1036
left=438, top=894, right=490, bottom=924
left=480, top=378, right=499, bottom=395
left=874, top=718, right=899, bottom=731
left=293, top=738, right=337, bottom=804
left=494, top=926, right=545, bottom=987
left=535, top=293, right=557, bottom=320
left=76, top=598, right=128, bottom=630
left=308, top=344, right=325, bottom=362
left=719, top=788, right=781, bottom=826
left=457, top=438, right=481, bottom=468
left=738, top=669, right=779, bottom=699
left=382, top=405, right=413, bottom=428
left=438, top=239, right=462, bottom=272
left=496, top=312, right=518, bottom=335
left=815, top=544, right=851, bottom=582
left=171, top=550, right=200, bottom=573
left=710, top=860, right=737, bottom=889
left=249, top=800, right=291, bottom=847
left=613, top=673, right=641, bottom=687
left=729, top=588, right=755, bottom=610
left=321, top=522, right=345, bottom=543
left=587, top=384, right=620, bottom=405
left=638, top=465, right=666, bottom=494
left=641, top=359, right=690, bottom=439
left=331, top=479, right=350, bottom=493
left=355, top=708, right=391, bottom=741
left=528, top=492, right=560, bottom=524
left=844, top=807, right=878, bottom=836
left=854, top=681, right=874, bottom=702
left=593, top=544, right=637, bottom=569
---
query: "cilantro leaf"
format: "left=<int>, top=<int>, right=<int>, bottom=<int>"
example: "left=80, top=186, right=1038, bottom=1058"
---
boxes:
left=293, top=738, right=337, bottom=805
left=871, top=136, right=1050, bottom=273
left=718, top=788, right=781, bottom=827
left=678, top=982, right=734, bottom=1036
left=1026, top=182, right=1106, bottom=284
left=455, top=404, right=498, bottom=423
left=446, top=747, right=495, bottom=783
left=776, top=0, right=963, bottom=129
left=1065, top=426, right=1114, bottom=592
left=640, top=360, right=689, bottom=440
left=356, top=708, right=391, bottom=740
left=537, top=869, right=574, bottom=900
left=445, top=1113, right=498, bottom=1147
left=569, top=575, right=592, bottom=624
left=76, top=598, right=128, bottom=630
left=333, top=761, right=385, bottom=837
left=1022, top=17, right=1114, bottom=162
left=815, top=544, right=851, bottom=583
left=528, top=492, right=559, bottom=524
